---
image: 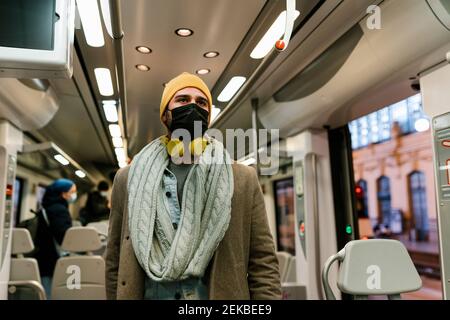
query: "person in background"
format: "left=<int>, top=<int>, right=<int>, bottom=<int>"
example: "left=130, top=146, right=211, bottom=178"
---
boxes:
left=35, top=178, right=77, bottom=299
left=80, top=180, right=110, bottom=225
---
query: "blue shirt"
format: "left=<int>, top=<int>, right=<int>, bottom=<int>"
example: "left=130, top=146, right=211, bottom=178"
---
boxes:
left=144, top=164, right=208, bottom=300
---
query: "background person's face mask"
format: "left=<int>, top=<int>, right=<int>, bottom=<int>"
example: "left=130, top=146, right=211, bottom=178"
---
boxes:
left=169, top=103, right=209, bottom=140
left=68, top=192, right=77, bottom=203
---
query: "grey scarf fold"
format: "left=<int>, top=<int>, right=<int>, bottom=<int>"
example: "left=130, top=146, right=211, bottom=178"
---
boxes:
left=127, top=137, right=233, bottom=281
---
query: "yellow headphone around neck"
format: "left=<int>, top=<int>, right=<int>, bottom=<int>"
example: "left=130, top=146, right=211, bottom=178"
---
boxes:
left=160, top=136, right=208, bottom=157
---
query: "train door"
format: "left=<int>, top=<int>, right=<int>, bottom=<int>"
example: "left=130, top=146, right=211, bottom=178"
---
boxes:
left=421, top=63, right=450, bottom=300
left=347, top=92, right=445, bottom=299
left=285, top=130, right=340, bottom=300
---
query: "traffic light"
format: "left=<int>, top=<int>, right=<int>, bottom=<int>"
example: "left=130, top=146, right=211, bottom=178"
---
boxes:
left=355, top=185, right=367, bottom=218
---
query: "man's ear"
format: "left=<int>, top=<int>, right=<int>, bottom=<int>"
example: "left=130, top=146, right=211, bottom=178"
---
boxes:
left=162, top=110, right=172, bottom=130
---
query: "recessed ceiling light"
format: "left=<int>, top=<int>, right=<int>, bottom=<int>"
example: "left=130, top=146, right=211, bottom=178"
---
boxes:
left=118, top=161, right=127, bottom=168
left=136, top=64, right=150, bottom=71
left=211, top=105, right=221, bottom=122
left=75, top=170, right=86, bottom=178
left=102, top=103, right=119, bottom=123
left=217, top=76, right=247, bottom=102
left=54, top=154, right=69, bottom=166
left=109, top=124, right=122, bottom=138
left=196, top=69, right=210, bottom=75
left=94, top=68, right=114, bottom=96
left=204, top=51, right=219, bottom=58
left=112, top=137, right=124, bottom=148
left=115, top=147, right=126, bottom=162
left=76, top=0, right=105, bottom=47
left=99, top=0, right=113, bottom=39
left=175, top=28, right=193, bottom=37
left=136, top=46, right=152, bottom=54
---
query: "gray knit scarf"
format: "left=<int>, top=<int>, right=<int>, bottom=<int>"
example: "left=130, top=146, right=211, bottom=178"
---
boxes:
left=127, top=136, right=233, bottom=282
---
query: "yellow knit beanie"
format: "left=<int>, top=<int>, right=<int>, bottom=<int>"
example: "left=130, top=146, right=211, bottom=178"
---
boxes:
left=160, top=72, right=212, bottom=125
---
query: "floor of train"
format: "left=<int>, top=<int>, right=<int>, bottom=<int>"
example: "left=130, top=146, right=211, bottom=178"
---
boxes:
left=402, top=276, right=442, bottom=300
left=367, top=276, right=442, bottom=300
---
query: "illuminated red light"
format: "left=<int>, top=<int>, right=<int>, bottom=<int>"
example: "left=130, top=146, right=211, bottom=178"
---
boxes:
left=355, top=186, right=363, bottom=196
left=299, top=222, right=305, bottom=235
left=6, top=184, right=13, bottom=197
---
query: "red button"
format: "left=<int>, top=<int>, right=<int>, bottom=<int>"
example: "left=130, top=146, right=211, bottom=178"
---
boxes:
left=299, top=222, right=305, bottom=235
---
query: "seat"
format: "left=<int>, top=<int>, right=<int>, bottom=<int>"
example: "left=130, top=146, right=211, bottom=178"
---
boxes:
left=51, top=227, right=106, bottom=300
left=9, top=228, right=46, bottom=300
left=276, top=251, right=291, bottom=282
left=87, top=220, right=109, bottom=256
left=284, top=256, right=297, bottom=283
left=72, top=220, right=82, bottom=227
left=322, top=239, right=422, bottom=299
left=86, top=220, right=109, bottom=237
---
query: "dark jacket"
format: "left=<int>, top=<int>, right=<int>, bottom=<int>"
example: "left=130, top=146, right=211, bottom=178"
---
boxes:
left=35, top=191, right=72, bottom=276
left=81, top=191, right=110, bottom=225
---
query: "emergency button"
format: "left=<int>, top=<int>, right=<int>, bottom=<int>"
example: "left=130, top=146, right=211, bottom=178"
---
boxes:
left=299, top=221, right=305, bottom=237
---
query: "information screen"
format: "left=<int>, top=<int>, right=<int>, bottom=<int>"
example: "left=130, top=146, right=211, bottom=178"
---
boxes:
left=0, top=0, right=56, bottom=51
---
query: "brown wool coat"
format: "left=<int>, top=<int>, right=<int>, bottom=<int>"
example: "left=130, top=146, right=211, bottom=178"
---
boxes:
left=105, top=163, right=282, bottom=300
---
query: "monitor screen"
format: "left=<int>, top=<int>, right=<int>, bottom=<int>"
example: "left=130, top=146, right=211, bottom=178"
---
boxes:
left=0, top=0, right=56, bottom=51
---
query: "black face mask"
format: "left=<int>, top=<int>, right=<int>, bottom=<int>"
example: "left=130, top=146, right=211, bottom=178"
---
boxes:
left=169, top=103, right=209, bottom=139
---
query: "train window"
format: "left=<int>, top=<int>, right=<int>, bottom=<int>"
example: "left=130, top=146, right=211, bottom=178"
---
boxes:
left=12, top=177, right=24, bottom=226
left=409, top=171, right=429, bottom=242
left=377, top=176, right=392, bottom=227
left=273, top=178, right=295, bottom=255
left=349, top=94, right=428, bottom=150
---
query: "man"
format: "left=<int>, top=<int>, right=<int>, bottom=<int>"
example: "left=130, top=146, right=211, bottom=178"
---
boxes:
left=36, top=178, right=77, bottom=298
left=105, top=72, right=281, bottom=300
left=80, top=180, right=110, bottom=225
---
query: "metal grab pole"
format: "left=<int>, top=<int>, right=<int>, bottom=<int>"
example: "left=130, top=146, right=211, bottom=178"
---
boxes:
left=251, top=98, right=259, bottom=175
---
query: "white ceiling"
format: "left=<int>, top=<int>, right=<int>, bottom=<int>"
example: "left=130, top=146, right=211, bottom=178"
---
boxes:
left=120, top=0, right=267, bottom=154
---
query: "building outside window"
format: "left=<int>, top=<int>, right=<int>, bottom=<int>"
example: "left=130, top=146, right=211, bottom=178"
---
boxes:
left=377, top=176, right=392, bottom=227
left=409, top=171, right=429, bottom=242
left=349, top=94, right=428, bottom=149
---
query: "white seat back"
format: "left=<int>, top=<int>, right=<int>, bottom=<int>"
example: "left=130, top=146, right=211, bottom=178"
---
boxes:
left=87, top=220, right=109, bottom=237
left=276, top=251, right=291, bottom=282
left=284, top=256, right=297, bottom=283
left=52, top=256, right=105, bottom=300
left=11, top=228, right=34, bottom=257
left=10, top=258, right=41, bottom=283
left=9, top=228, right=45, bottom=300
left=61, top=227, right=102, bottom=253
left=10, top=228, right=41, bottom=282
left=51, top=227, right=106, bottom=300
left=322, top=239, right=422, bottom=299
